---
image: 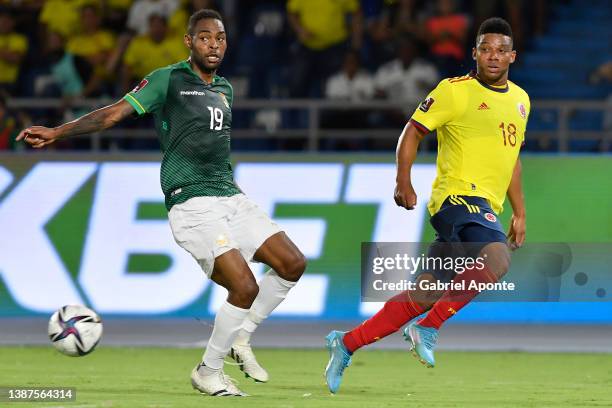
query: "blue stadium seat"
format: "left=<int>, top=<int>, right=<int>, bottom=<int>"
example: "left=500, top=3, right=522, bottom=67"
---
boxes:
left=569, top=111, right=604, bottom=131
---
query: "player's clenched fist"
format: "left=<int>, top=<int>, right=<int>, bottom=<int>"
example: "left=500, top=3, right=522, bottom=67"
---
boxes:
left=17, top=126, right=59, bottom=148
left=507, top=214, right=526, bottom=250
left=394, top=180, right=417, bottom=210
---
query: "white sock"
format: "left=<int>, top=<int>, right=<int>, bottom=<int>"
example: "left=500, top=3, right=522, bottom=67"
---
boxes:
left=201, top=301, right=249, bottom=373
left=234, top=269, right=297, bottom=345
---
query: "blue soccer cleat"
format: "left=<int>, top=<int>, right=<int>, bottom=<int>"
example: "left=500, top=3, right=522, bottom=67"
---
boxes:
left=324, top=330, right=352, bottom=394
left=403, top=322, right=438, bottom=368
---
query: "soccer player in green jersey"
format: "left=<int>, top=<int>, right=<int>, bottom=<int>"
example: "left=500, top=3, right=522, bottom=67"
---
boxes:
left=18, top=10, right=306, bottom=397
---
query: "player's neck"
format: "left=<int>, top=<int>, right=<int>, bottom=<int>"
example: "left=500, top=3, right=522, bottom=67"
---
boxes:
left=475, top=70, right=508, bottom=88
left=189, top=60, right=216, bottom=84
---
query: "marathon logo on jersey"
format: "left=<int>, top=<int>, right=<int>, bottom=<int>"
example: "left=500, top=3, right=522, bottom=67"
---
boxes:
left=484, top=213, right=497, bottom=222
left=180, top=90, right=206, bottom=96
left=132, top=79, right=148, bottom=93
left=518, top=102, right=527, bottom=119
left=418, top=97, right=435, bottom=112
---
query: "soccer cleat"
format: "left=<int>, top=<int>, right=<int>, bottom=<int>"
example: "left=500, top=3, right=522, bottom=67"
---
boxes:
left=190, top=363, right=248, bottom=396
left=324, top=330, right=352, bottom=394
left=229, top=344, right=269, bottom=382
left=403, top=323, right=438, bottom=368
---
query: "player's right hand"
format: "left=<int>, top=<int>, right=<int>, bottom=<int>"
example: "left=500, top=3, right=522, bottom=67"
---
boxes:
left=16, top=126, right=59, bottom=148
left=394, top=181, right=417, bottom=210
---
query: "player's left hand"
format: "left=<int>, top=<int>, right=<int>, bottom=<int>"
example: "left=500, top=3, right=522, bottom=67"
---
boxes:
left=507, top=214, right=526, bottom=251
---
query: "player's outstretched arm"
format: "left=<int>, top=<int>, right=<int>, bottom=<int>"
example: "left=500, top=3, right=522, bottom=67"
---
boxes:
left=506, top=158, right=526, bottom=249
left=16, top=99, right=135, bottom=149
left=394, top=121, right=425, bottom=210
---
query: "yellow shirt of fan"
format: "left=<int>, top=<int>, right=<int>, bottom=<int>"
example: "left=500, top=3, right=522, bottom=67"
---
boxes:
left=123, top=35, right=189, bottom=80
left=410, top=74, right=530, bottom=215
left=287, top=0, right=359, bottom=50
left=39, top=0, right=89, bottom=37
left=67, top=31, right=116, bottom=59
left=0, top=33, right=27, bottom=83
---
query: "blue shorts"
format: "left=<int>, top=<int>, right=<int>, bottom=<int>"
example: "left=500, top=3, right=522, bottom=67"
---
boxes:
left=423, top=195, right=507, bottom=282
left=430, top=195, right=506, bottom=244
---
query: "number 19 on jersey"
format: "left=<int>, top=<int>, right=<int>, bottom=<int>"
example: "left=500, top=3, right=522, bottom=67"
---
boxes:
left=207, top=106, right=223, bottom=130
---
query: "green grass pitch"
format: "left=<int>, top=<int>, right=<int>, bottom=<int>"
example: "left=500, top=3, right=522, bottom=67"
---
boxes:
left=1, top=346, right=611, bottom=407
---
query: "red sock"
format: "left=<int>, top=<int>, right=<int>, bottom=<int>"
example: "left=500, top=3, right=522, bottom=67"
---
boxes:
left=418, top=265, right=498, bottom=329
left=343, top=291, right=423, bottom=354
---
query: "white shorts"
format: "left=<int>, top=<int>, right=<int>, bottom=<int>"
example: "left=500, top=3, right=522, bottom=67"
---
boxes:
left=168, top=194, right=282, bottom=277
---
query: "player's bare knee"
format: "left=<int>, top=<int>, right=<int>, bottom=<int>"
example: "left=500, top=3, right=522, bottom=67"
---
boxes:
left=231, top=281, right=259, bottom=307
left=277, top=253, right=307, bottom=282
left=293, top=253, right=307, bottom=279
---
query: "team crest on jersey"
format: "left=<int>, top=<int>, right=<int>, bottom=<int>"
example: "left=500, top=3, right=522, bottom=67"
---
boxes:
left=484, top=213, right=497, bottom=222
left=518, top=102, right=526, bottom=119
left=220, top=93, right=230, bottom=109
left=132, top=79, right=148, bottom=93
left=419, top=97, right=435, bottom=112
left=216, top=234, right=229, bottom=246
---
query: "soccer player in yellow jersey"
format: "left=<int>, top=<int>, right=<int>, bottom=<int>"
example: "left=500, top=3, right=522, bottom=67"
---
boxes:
left=325, top=18, right=529, bottom=393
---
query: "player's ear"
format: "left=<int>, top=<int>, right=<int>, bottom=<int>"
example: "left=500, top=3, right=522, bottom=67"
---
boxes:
left=509, top=50, right=516, bottom=64
left=184, top=33, right=192, bottom=49
left=472, top=47, right=477, bottom=60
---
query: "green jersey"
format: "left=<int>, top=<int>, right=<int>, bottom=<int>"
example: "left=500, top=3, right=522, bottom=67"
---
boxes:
left=123, top=60, right=241, bottom=210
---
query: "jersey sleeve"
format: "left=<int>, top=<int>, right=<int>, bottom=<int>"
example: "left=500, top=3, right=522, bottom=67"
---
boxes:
left=409, top=80, right=458, bottom=134
left=226, top=82, right=234, bottom=107
left=521, top=94, right=531, bottom=147
left=123, top=68, right=171, bottom=115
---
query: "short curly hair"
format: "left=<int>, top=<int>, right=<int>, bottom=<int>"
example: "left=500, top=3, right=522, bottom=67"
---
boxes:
left=476, top=17, right=513, bottom=44
left=188, top=9, right=223, bottom=36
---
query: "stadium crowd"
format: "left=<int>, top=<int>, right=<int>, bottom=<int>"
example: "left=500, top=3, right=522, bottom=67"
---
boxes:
left=1, top=0, right=607, bottom=152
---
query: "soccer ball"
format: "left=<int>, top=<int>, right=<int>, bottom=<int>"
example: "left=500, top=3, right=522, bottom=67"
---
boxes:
left=48, top=305, right=103, bottom=357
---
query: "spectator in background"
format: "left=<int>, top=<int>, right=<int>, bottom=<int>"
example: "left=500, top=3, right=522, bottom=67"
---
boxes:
left=424, top=0, right=469, bottom=77
left=323, top=50, right=374, bottom=149
left=39, top=0, right=83, bottom=38
left=325, top=50, right=374, bottom=102
left=0, top=92, right=23, bottom=150
left=287, top=0, right=363, bottom=97
left=374, top=36, right=438, bottom=110
left=105, top=0, right=134, bottom=34
left=33, top=31, right=105, bottom=148
left=0, top=9, right=28, bottom=95
left=365, top=0, right=423, bottom=67
left=168, top=0, right=218, bottom=39
left=126, top=0, right=179, bottom=36
left=34, top=31, right=98, bottom=109
left=122, top=13, right=188, bottom=92
left=66, top=4, right=116, bottom=96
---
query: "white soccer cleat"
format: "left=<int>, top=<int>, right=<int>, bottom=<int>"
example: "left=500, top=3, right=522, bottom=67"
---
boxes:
left=190, top=363, right=248, bottom=396
left=229, top=344, right=270, bottom=382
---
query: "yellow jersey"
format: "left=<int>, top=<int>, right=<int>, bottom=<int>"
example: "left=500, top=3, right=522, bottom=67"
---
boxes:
left=287, top=0, right=359, bottom=50
left=39, top=0, right=84, bottom=37
left=410, top=73, right=530, bottom=215
left=123, top=35, right=189, bottom=80
left=66, top=31, right=116, bottom=59
left=0, top=32, right=27, bottom=83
